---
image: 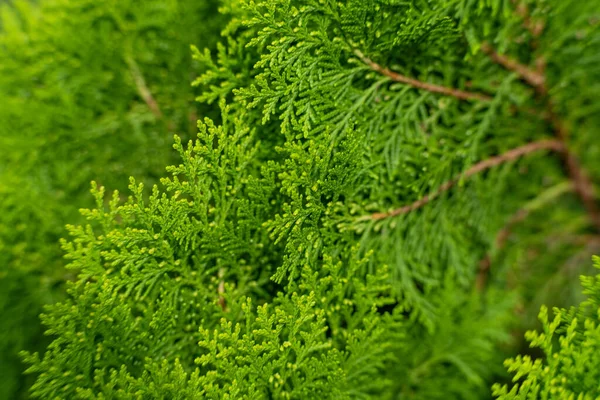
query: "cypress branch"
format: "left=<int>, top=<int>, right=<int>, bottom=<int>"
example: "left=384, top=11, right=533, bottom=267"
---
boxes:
left=483, top=41, right=600, bottom=231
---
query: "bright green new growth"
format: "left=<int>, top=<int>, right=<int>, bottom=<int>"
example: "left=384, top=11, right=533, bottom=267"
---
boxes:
left=494, top=256, right=600, bottom=399
left=21, top=107, right=404, bottom=398
left=3, top=0, right=600, bottom=398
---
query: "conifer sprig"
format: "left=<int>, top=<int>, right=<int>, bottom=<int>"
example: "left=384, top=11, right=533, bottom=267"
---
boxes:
left=363, top=22, right=600, bottom=233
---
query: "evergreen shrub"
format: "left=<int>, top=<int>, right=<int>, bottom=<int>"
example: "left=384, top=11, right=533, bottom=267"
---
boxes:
left=1, top=0, right=600, bottom=398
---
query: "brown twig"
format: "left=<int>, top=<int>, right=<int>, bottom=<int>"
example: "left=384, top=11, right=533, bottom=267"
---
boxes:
left=476, top=256, right=493, bottom=292
left=217, top=267, right=226, bottom=311
left=482, top=43, right=600, bottom=232
left=126, top=55, right=163, bottom=119
left=549, top=113, right=600, bottom=231
left=366, top=139, right=565, bottom=221
left=480, top=43, right=546, bottom=89
left=355, top=50, right=492, bottom=102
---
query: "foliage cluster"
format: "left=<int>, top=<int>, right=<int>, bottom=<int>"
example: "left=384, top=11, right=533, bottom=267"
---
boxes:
left=1, top=0, right=599, bottom=398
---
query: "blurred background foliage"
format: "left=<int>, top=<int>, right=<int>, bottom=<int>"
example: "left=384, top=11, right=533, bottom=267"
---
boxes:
left=0, top=0, right=223, bottom=397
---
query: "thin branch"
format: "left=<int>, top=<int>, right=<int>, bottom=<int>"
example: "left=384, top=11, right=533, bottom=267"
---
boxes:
left=125, top=55, right=163, bottom=119
left=217, top=267, right=226, bottom=311
left=480, top=43, right=546, bottom=89
left=355, top=50, right=492, bottom=102
left=366, top=139, right=565, bottom=221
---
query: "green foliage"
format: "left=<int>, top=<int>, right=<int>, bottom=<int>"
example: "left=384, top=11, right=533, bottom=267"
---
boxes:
left=0, top=0, right=223, bottom=397
left=21, top=106, right=404, bottom=398
left=191, top=0, right=599, bottom=330
left=493, top=257, right=600, bottom=399
left=2, top=0, right=600, bottom=398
